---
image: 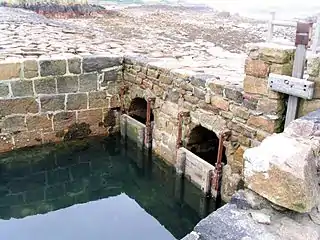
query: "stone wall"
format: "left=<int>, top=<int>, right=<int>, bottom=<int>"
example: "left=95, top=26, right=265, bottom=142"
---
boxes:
left=0, top=54, right=123, bottom=153
left=122, top=43, right=295, bottom=200
left=300, top=54, right=320, bottom=116
left=2, top=42, right=317, bottom=201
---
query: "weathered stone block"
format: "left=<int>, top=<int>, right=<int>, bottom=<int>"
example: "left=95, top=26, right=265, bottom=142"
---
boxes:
left=56, top=76, right=78, bottom=93
left=244, top=76, right=268, bottom=96
left=34, top=77, right=57, bottom=94
left=26, top=115, right=53, bottom=132
left=102, top=66, right=121, bottom=85
left=2, top=115, right=26, bottom=132
left=124, top=72, right=139, bottom=84
left=190, top=75, right=207, bottom=88
left=53, top=111, right=76, bottom=131
left=88, top=91, right=109, bottom=108
left=40, top=95, right=65, bottom=112
left=184, top=94, right=199, bottom=104
left=167, top=89, right=180, bottom=103
left=39, top=60, right=66, bottom=77
left=230, top=104, right=250, bottom=120
left=78, top=109, right=103, bottom=125
left=158, top=74, right=173, bottom=85
left=207, top=80, right=224, bottom=95
left=224, top=86, right=243, bottom=104
left=257, top=98, right=285, bottom=115
left=247, top=115, right=282, bottom=133
left=228, top=120, right=256, bottom=138
left=78, top=109, right=104, bottom=135
left=109, top=95, right=120, bottom=108
left=307, top=55, right=320, bottom=77
left=0, top=98, right=38, bottom=116
left=0, top=83, right=10, bottom=98
left=67, top=93, right=88, bottom=110
left=231, top=145, right=246, bottom=174
left=243, top=94, right=258, bottom=110
left=298, top=99, right=320, bottom=117
left=161, top=101, right=179, bottom=118
left=13, top=131, right=42, bottom=149
left=270, top=63, right=293, bottom=76
left=79, top=73, right=97, bottom=92
left=249, top=43, right=295, bottom=64
left=244, top=133, right=320, bottom=213
left=238, top=135, right=251, bottom=147
left=23, top=60, right=38, bottom=79
left=220, top=110, right=233, bottom=120
left=221, top=165, right=242, bottom=203
left=211, top=95, right=229, bottom=111
left=68, top=57, right=81, bottom=74
left=82, top=55, right=122, bottom=73
left=0, top=135, right=13, bottom=153
left=245, top=59, right=270, bottom=78
left=198, top=110, right=227, bottom=134
left=0, top=61, right=21, bottom=80
left=193, top=87, right=206, bottom=100
left=11, top=80, right=34, bottom=97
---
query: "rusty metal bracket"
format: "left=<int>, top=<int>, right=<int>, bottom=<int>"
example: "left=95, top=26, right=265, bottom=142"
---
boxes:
left=295, top=22, right=313, bottom=46
left=144, top=97, right=156, bottom=147
left=211, top=129, right=231, bottom=197
left=175, top=111, right=190, bottom=150
left=119, top=85, right=129, bottom=114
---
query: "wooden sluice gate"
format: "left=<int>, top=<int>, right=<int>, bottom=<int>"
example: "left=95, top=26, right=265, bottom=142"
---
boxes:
left=175, top=111, right=230, bottom=198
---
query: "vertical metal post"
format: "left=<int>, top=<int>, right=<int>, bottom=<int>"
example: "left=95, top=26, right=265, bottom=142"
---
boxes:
left=144, top=97, right=154, bottom=148
left=312, top=15, right=320, bottom=54
left=211, top=130, right=230, bottom=198
left=267, top=12, right=275, bottom=42
left=284, top=22, right=310, bottom=127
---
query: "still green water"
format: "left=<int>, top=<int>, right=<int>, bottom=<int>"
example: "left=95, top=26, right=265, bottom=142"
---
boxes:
left=0, top=134, right=217, bottom=240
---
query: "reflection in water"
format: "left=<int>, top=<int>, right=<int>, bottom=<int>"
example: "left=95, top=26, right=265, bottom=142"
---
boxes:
left=0, top=194, right=175, bottom=240
left=0, top=134, right=217, bottom=240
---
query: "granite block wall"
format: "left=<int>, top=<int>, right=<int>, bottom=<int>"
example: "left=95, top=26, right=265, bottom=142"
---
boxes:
left=0, top=54, right=123, bottom=152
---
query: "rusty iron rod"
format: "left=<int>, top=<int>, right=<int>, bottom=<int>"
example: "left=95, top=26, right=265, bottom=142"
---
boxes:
left=212, top=130, right=230, bottom=196
left=144, top=97, right=154, bottom=146
left=176, top=112, right=185, bottom=150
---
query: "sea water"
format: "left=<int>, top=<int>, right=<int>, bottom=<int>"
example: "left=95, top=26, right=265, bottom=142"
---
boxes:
left=0, top=135, right=217, bottom=240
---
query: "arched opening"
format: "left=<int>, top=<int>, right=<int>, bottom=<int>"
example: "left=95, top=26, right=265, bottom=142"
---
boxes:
left=186, top=125, right=227, bottom=166
left=128, top=97, right=154, bottom=124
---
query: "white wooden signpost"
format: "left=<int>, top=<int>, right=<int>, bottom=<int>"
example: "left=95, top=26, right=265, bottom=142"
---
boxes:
left=268, top=22, right=315, bottom=127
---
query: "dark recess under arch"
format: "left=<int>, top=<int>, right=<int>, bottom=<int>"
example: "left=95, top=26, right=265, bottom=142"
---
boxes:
left=128, top=97, right=154, bottom=124
left=186, top=125, right=227, bottom=166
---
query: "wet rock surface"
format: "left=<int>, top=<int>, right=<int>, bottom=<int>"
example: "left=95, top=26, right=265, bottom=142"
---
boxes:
left=182, top=190, right=320, bottom=240
left=0, top=2, right=106, bottom=18
left=0, top=5, right=295, bottom=84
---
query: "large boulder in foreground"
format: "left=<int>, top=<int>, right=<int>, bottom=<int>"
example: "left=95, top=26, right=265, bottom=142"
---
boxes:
left=244, top=109, right=320, bottom=213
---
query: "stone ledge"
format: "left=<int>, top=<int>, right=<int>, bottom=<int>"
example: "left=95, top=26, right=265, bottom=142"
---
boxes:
left=244, top=109, right=320, bottom=213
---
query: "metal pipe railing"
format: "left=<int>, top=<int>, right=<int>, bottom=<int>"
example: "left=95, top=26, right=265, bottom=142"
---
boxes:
left=267, top=12, right=320, bottom=54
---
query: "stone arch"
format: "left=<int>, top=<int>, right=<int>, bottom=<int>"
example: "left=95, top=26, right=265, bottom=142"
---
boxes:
left=128, top=97, right=154, bottom=124
left=186, top=125, right=227, bottom=166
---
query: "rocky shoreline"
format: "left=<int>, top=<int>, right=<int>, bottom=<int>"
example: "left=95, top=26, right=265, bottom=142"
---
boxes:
left=0, top=2, right=109, bottom=18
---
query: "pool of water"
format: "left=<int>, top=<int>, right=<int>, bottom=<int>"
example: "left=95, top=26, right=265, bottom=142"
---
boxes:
left=0, top=134, right=217, bottom=240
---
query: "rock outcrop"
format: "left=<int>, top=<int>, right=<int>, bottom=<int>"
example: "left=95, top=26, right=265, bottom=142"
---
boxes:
left=244, top=109, right=320, bottom=213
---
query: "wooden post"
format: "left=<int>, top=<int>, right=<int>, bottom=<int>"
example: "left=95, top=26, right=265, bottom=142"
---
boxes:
left=284, top=23, right=310, bottom=127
